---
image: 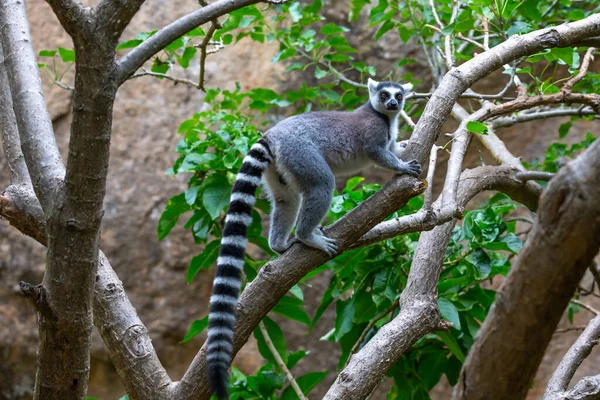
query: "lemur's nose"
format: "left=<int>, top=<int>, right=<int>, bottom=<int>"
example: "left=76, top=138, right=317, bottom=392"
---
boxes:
left=387, top=100, right=398, bottom=109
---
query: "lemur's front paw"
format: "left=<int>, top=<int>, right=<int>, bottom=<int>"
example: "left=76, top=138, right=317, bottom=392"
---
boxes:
left=403, top=159, right=422, bottom=177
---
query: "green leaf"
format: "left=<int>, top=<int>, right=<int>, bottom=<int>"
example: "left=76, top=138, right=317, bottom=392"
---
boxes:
left=165, top=37, right=185, bottom=51
left=375, top=20, right=395, bottom=40
left=185, top=186, right=201, bottom=206
left=482, top=232, right=522, bottom=254
left=180, top=316, right=209, bottom=343
left=467, top=248, right=492, bottom=280
left=289, top=284, right=304, bottom=300
left=286, top=62, right=305, bottom=72
left=58, top=47, right=75, bottom=62
left=418, top=352, right=447, bottom=389
left=438, top=298, right=461, bottom=330
left=39, top=49, right=57, bottom=57
left=187, top=240, right=221, bottom=282
left=271, top=48, right=296, bottom=63
left=287, top=350, right=308, bottom=369
left=436, top=331, right=466, bottom=362
left=178, top=47, right=197, bottom=68
left=321, top=23, right=348, bottom=36
left=202, top=178, right=232, bottom=219
left=288, top=2, right=303, bottom=22
left=116, top=39, right=143, bottom=50
left=273, top=296, right=311, bottom=325
left=398, top=24, right=412, bottom=43
left=158, top=194, right=191, bottom=240
left=568, top=9, right=585, bottom=20
left=334, top=298, right=355, bottom=340
left=314, top=67, right=328, bottom=79
left=280, top=371, right=328, bottom=400
left=519, top=0, right=541, bottom=21
left=466, top=121, right=488, bottom=135
left=559, top=121, right=572, bottom=138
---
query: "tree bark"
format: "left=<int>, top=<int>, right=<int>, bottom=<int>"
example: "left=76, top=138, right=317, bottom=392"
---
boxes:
left=454, top=138, right=600, bottom=400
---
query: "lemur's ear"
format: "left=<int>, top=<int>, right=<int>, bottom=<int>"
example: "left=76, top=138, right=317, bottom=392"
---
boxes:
left=402, top=82, right=413, bottom=94
left=367, top=78, right=379, bottom=94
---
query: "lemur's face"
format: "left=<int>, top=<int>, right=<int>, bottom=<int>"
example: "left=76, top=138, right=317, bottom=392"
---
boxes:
left=367, top=78, right=413, bottom=116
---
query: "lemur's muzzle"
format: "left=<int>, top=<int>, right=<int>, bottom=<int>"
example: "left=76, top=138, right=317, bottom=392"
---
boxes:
left=386, top=100, right=398, bottom=110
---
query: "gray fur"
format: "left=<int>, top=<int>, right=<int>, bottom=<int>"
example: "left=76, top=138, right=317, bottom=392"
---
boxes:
left=262, top=79, right=421, bottom=255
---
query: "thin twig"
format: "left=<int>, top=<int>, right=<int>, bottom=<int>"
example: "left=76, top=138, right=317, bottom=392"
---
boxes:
left=571, top=299, right=600, bottom=316
left=424, top=145, right=440, bottom=210
left=562, top=47, right=596, bottom=93
left=344, top=299, right=400, bottom=368
left=554, top=326, right=587, bottom=334
left=541, top=0, right=560, bottom=18
left=128, top=69, right=200, bottom=87
left=515, top=171, right=555, bottom=182
left=400, top=109, right=415, bottom=128
left=258, top=321, right=307, bottom=400
left=198, top=19, right=220, bottom=91
left=424, top=24, right=485, bottom=50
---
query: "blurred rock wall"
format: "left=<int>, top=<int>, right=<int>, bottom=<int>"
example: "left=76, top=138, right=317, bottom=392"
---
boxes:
left=0, top=1, right=598, bottom=399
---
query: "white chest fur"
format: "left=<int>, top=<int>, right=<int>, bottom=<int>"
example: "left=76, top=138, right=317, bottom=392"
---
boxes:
left=388, top=114, right=399, bottom=144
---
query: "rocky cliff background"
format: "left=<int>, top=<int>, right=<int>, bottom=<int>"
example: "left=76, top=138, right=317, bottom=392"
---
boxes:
left=0, top=1, right=598, bottom=399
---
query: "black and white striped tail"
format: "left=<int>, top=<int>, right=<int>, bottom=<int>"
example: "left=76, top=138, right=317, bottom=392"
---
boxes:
left=207, top=138, right=272, bottom=399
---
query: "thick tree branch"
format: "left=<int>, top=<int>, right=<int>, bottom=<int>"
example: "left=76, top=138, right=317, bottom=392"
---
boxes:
left=95, top=0, right=147, bottom=42
left=404, top=14, right=600, bottom=167
left=545, top=314, right=600, bottom=400
left=116, top=0, right=262, bottom=84
left=322, top=16, right=600, bottom=398
left=454, top=138, right=600, bottom=400
left=0, top=191, right=172, bottom=400
left=0, top=42, right=29, bottom=187
left=0, top=0, right=65, bottom=214
left=174, top=180, right=427, bottom=399
left=43, top=0, right=87, bottom=37
left=324, top=165, right=542, bottom=400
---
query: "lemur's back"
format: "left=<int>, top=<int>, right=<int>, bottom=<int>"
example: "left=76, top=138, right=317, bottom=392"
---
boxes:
left=264, top=103, right=390, bottom=167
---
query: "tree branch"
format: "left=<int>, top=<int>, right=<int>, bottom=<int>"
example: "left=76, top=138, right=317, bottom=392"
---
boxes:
left=174, top=180, right=427, bottom=399
left=323, top=165, right=542, bottom=399
left=454, top=137, right=600, bottom=400
left=0, top=190, right=173, bottom=399
left=43, top=0, right=87, bottom=37
left=258, top=321, right=307, bottom=400
left=116, top=0, right=262, bottom=84
left=545, top=314, right=600, bottom=399
left=491, top=107, right=599, bottom=128
left=561, top=47, right=595, bottom=93
left=515, top=171, right=555, bottom=182
left=95, top=0, right=147, bottom=42
left=0, top=0, right=65, bottom=214
left=0, top=42, right=29, bottom=187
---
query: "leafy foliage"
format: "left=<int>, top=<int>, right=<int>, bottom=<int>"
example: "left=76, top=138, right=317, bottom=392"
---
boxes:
left=133, top=0, right=599, bottom=398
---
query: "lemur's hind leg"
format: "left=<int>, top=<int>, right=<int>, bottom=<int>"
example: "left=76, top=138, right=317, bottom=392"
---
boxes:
left=282, top=148, right=338, bottom=256
left=264, top=166, right=300, bottom=254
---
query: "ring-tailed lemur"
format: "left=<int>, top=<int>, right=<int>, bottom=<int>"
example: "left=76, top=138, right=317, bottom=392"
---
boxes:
left=207, top=78, right=421, bottom=398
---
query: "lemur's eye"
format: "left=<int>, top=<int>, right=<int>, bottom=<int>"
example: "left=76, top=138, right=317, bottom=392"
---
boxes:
left=396, top=93, right=403, bottom=100
left=380, top=92, right=388, bottom=100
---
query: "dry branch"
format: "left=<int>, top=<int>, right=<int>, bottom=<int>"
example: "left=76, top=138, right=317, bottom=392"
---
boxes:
left=545, top=315, right=600, bottom=399
left=324, top=14, right=600, bottom=399
left=116, top=0, right=262, bottom=84
left=323, top=165, right=542, bottom=400
left=454, top=138, right=600, bottom=400
left=0, top=0, right=65, bottom=213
